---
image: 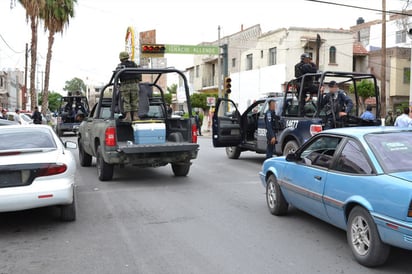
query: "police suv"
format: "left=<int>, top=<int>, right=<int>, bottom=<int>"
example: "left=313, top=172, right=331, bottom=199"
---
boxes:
left=212, top=71, right=381, bottom=159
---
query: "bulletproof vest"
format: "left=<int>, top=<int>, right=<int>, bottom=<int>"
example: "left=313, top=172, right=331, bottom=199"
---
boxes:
left=116, top=60, right=141, bottom=82
left=295, top=62, right=304, bottom=78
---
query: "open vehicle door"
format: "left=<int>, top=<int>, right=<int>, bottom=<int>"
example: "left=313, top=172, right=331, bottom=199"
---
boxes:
left=212, top=98, right=242, bottom=147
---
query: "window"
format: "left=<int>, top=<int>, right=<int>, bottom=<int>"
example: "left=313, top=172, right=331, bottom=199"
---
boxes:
left=396, top=30, right=406, bottom=43
left=269, top=47, right=277, bottom=65
left=195, top=65, right=200, bottom=77
left=232, top=58, right=236, bottom=68
left=300, top=136, right=342, bottom=169
left=261, top=50, right=264, bottom=58
left=329, top=46, right=336, bottom=64
left=246, top=54, right=253, bottom=70
left=333, top=140, right=373, bottom=174
left=404, top=67, right=410, bottom=84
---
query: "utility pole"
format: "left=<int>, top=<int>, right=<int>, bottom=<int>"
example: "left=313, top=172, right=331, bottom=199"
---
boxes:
left=23, top=43, right=28, bottom=110
left=381, top=0, right=387, bottom=116
left=315, top=34, right=321, bottom=68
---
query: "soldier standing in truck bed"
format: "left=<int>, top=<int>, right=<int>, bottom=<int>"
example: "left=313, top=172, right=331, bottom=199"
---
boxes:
left=116, top=51, right=141, bottom=122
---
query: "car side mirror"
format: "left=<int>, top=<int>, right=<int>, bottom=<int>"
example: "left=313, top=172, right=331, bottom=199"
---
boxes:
left=286, top=153, right=299, bottom=162
left=65, top=141, right=77, bottom=149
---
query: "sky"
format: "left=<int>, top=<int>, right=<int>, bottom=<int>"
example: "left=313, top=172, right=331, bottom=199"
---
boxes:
left=0, top=0, right=408, bottom=93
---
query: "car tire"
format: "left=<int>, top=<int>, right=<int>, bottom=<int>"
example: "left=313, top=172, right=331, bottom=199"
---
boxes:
left=78, top=138, right=92, bottom=167
left=347, top=206, right=390, bottom=267
left=171, top=162, right=191, bottom=176
left=60, top=188, right=76, bottom=222
left=225, top=146, right=241, bottom=159
left=266, top=174, right=288, bottom=215
left=96, top=145, right=114, bottom=181
left=283, top=140, right=299, bottom=156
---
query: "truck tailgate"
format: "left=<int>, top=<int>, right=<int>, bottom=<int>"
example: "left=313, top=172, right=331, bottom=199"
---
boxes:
left=117, top=141, right=199, bottom=154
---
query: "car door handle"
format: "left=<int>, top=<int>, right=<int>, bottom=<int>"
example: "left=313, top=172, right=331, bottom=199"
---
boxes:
left=314, top=175, right=322, bottom=180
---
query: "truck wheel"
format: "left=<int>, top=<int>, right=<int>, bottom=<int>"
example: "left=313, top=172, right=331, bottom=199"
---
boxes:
left=347, top=206, right=390, bottom=267
left=60, top=188, right=76, bottom=222
left=283, top=140, right=299, bottom=156
left=78, top=139, right=92, bottom=167
left=96, top=145, right=114, bottom=181
left=171, top=162, right=191, bottom=176
left=266, top=174, right=288, bottom=216
left=225, top=146, right=241, bottom=159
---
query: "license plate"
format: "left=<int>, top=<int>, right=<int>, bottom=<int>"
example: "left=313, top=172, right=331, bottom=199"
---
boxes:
left=0, top=170, right=31, bottom=188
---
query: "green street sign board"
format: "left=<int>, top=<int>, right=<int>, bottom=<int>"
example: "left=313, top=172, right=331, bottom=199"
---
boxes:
left=165, top=44, right=219, bottom=55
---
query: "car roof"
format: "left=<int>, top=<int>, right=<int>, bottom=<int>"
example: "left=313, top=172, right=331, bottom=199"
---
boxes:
left=321, top=126, right=412, bottom=138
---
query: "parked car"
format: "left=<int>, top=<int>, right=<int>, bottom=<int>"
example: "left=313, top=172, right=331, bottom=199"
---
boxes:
left=0, top=125, right=78, bottom=221
left=5, top=111, right=33, bottom=125
left=259, top=127, right=412, bottom=267
left=0, top=118, right=18, bottom=126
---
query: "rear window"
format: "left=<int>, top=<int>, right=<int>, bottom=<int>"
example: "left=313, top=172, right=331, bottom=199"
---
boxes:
left=366, top=131, right=412, bottom=173
left=0, top=127, right=56, bottom=150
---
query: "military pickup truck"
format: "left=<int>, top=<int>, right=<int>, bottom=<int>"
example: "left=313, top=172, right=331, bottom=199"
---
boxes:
left=56, top=94, right=89, bottom=136
left=77, top=68, right=199, bottom=181
left=213, top=71, right=381, bottom=159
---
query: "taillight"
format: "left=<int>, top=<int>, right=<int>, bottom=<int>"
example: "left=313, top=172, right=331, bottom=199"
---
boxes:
left=310, top=124, right=322, bottom=136
left=37, top=163, right=67, bottom=177
left=191, top=123, right=198, bottom=143
left=0, top=151, right=21, bottom=156
left=105, top=127, right=116, bottom=146
left=408, top=201, right=412, bottom=218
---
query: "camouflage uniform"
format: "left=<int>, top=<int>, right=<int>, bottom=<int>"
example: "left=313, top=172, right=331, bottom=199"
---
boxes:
left=117, top=51, right=141, bottom=121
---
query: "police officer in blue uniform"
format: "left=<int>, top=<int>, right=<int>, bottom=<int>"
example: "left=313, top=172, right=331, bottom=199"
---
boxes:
left=265, top=99, right=280, bottom=159
left=320, top=80, right=353, bottom=129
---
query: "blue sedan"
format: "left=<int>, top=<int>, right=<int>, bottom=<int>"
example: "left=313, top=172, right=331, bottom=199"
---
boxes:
left=259, top=127, right=412, bottom=267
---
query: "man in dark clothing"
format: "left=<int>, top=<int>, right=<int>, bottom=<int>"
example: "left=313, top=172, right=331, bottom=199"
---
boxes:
left=116, top=51, right=141, bottom=122
left=32, top=106, right=42, bottom=124
left=194, top=111, right=202, bottom=136
left=295, top=53, right=317, bottom=78
left=265, top=100, right=280, bottom=159
left=320, top=81, right=353, bottom=129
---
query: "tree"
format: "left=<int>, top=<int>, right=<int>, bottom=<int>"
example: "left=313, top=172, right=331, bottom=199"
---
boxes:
left=63, top=77, right=86, bottom=95
left=41, top=0, right=76, bottom=114
left=190, top=93, right=218, bottom=110
left=19, top=0, right=45, bottom=110
left=38, top=91, right=62, bottom=112
left=349, top=79, right=376, bottom=110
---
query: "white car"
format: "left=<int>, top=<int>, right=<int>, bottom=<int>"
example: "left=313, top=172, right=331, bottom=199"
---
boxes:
left=5, top=111, right=33, bottom=125
left=0, top=125, right=78, bottom=221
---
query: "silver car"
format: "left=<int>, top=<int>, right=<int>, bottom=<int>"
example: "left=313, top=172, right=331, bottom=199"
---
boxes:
left=0, top=125, right=77, bottom=221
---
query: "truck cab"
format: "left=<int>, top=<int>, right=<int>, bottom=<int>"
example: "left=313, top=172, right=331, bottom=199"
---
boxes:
left=212, top=71, right=381, bottom=159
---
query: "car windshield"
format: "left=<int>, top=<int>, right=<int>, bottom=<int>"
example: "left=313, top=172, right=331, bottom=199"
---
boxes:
left=0, top=127, right=56, bottom=150
left=365, top=131, right=412, bottom=173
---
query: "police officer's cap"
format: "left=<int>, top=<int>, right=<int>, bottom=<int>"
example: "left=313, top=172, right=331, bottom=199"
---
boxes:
left=300, top=53, right=310, bottom=60
left=119, top=51, right=129, bottom=61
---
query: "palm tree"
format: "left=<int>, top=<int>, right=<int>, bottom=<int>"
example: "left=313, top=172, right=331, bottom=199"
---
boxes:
left=41, top=0, right=76, bottom=114
left=18, top=0, right=45, bottom=111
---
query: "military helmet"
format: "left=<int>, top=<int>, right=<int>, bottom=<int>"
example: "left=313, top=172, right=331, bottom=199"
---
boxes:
left=300, top=53, right=310, bottom=60
left=119, top=51, right=129, bottom=60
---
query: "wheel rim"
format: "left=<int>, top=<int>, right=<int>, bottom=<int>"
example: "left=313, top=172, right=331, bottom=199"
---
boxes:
left=350, top=215, right=370, bottom=256
left=267, top=181, right=276, bottom=209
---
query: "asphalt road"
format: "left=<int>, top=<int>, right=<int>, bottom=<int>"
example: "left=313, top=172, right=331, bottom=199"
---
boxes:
left=0, top=134, right=411, bottom=274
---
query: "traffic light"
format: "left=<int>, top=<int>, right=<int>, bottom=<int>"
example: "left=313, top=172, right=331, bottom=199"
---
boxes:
left=140, top=44, right=166, bottom=57
left=224, top=77, right=232, bottom=94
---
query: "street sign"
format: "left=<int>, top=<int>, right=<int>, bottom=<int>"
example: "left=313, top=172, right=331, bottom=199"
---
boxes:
left=165, top=44, right=219, bottom=55
left=206, top=97, right=216, bottom=106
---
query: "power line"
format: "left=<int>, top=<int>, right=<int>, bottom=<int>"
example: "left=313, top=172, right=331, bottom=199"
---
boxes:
left=305, top=0, right=410, bottom=16
left=0, top=33, right=24, bottom=54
